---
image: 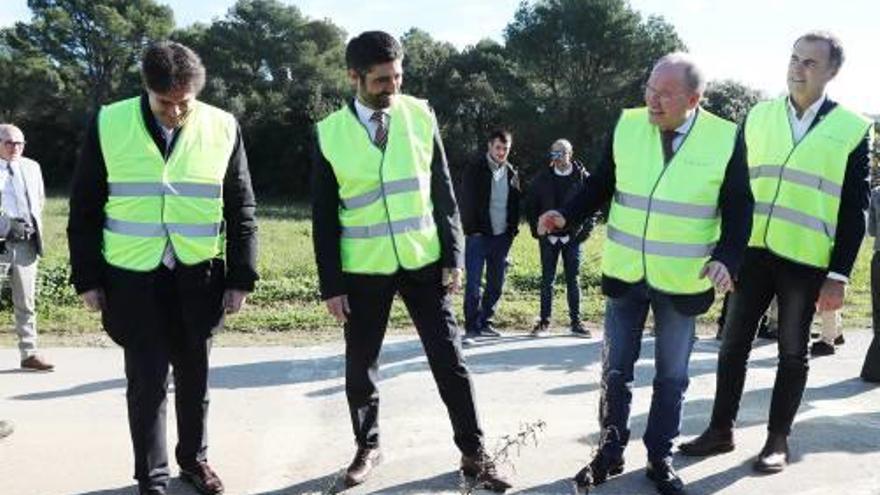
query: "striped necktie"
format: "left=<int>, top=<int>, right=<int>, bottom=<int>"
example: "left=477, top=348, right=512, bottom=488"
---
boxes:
left=370, top=111, right=388, bottom=150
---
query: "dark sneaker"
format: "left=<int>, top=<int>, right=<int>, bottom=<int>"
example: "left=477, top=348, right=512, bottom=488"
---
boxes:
left=462, top=331, right=479, bottom=347
left=480, top=324, right=502, bottom=338
left=753, top=433, right=788, bottom=473
left=572, top=452, right=624, bottom=489
left=810, top=340, right=835, bottom=356
left=679, top=427, right=735, bottom=457
left=461, top=449, right=512, bottom=493
left=646, top=458, right=686, bottom=495
left=570, top=322, right=591, bottom=338
left=834, top=334, right=845, bottom=346
left=180, top=462, right=224, bottom=495
left=530, top=320, right=550, bottom=337
left=343, top=447, right=382, bottom=487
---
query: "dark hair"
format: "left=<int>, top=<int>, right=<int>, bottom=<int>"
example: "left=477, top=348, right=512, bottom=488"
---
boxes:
left=141, top=41, right=206, bottom=94
left=488, top=129, right=512, bottom=144
left=345, top=31, right=403, bottom=77
left=796, top=31, right=845, bottom=71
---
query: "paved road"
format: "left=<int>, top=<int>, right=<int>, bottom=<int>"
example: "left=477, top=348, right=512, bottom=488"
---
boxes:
left=1, top=329, right=879, bottom=494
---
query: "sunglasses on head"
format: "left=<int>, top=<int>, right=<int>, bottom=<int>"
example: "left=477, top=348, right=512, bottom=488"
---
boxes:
left=549, top=150, right=565, bottom=159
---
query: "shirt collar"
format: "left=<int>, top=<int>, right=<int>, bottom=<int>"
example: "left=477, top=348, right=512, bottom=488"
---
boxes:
left=674, top=109, right=697, bottom=136
left=553, top=162, right=573, bottom=176
left=787, top=93, right=826, bottom=122
left=354, top=97, right=387, bottom=127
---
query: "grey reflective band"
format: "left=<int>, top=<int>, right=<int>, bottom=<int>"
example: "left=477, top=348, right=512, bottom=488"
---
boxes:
left=614, top=191, right=717, bottom=219
left=606, top=225, right=715, bottom=258
left=753, top=202, right=836, bottom=238
left=749, top=165, right=842, bottom=198
left=105, top=218, right=222, bottom=237
left=109, top=182, right=222, bottom=199
left=341, top=176, right=428, bottom=209
left=341, top=214, right=435, bottom=239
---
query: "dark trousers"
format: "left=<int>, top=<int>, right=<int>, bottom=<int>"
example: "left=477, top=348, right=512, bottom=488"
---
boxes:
left=464, top=233, right=513, bottom=332
left=538, top=238, right=582, bottom=324
left=710, top=248, right=825, bottom=435
left=344, top=263, right=484, bottom=456
left=862, top=251, right=880, bottom=381
left=102, top=263, right=225, bottom=491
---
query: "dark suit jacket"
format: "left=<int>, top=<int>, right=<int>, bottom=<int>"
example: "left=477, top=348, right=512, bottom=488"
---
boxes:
left=526, top=160, right=593, bottom=241
left=561, top=109, right=754, bottom=316
left=458, top=153, right=521, bottom=237
left=310, top=99, right=465, bottom=300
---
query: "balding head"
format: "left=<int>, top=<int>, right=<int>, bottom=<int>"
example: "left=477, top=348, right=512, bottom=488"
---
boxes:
left=549, top=138, right=573, bottom=170
left=0, top=124, right=25, bottom=161
left=652, top=52, right=706, bottom=95
left=645, top=52, right=704, bottom=130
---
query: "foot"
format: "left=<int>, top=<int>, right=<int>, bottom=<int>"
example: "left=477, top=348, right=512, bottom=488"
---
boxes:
left=462, top=332, right=479, bottom=347
left=0, top=420, right=13, bottom=440
left=180, top=462, right=224, bottom=495
left=810, top=340, right=835, bottom=357
left=530, top=320, right=550, bottom=337
left=834, top=334, right=845, bottom=346
left=461, top=449, right=512, bottom=493
left=480, top=324, right=502, bottom=338
left=646, top=458, right=686, bottom=495
left=753, top=433, right=788, bottom=473
left=570, top=322, right=591, bottom=338
left=20, top=355, right=54, bottom=372
left=344, top=447, right=382, bottom=487
left=678, top=427, right=734, bottom=457
left=572, top=452, right=624, bottom=489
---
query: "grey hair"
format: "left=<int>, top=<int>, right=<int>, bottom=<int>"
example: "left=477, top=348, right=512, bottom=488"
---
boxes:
left=0, top=123, right=23, bottom=140
left=551, top=138, right=573, bottom=153
left=796, top=31, right=845, bottom=71
left=653, top=52, right=706, bottom=94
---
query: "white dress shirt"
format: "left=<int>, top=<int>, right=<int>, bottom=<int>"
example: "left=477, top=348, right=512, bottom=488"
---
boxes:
left=787, top=94, right=826, bottom=144
left=670, top=109, right=697, bottom=153
left=0, top=159, right=27, bottom=220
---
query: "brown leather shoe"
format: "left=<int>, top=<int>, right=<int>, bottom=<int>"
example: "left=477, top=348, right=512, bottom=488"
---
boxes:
left=21, top=355, right=54, bottom=372
left=678, top=427, right=734, bottom=457
left=344, top=447, right=382, bottom=487
left=180, top=462, right=224, bottom=494
left=461, top=449, right=512, bottom=493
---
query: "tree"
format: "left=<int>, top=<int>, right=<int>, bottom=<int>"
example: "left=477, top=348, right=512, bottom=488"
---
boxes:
left=703, top=79, right=765, bottom=123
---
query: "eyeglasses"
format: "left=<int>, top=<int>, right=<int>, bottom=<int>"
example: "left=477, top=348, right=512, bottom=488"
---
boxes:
left=2, top=140, right=25, bottom=148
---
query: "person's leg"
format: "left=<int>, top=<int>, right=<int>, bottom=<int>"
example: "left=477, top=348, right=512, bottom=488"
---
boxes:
left=561, top=241, right=583, bottom=327
left=597, top=284, right=650, bottom=461
left=863, top=251, right=880, bottom=381
left=538, top=239, right=560, bottom=325
left=399, top=264, right=483, bottom=455
left=767, top=260, right=825, bottom=436
left=9, top=241, right=38, bottom=362
left=344, top=273, right=396, bottom=449
left=643, top=291, right=696, bottom=462
left=710, top=250, right=777, bottom=431
left=479, top=234, right=513, bottom=330
left=463, top=235, right=487, bottom=333
left=817, top=309, right=842, bottom=345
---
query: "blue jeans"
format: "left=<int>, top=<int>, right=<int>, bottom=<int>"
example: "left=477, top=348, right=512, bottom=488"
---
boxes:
left=539, top=238, right=581, bottom=324
left=598, top=282, right=696, bottom=462
left=463, top=233, right=513, bottom=332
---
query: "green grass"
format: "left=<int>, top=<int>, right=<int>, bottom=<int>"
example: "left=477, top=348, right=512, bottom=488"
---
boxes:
left=5, top=197, right=875, bottom=344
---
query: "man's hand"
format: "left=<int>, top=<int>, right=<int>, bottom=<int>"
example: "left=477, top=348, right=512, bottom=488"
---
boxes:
left=816, top=278, right=846, bottom=312
left=7, top=218, right=32, bottom=241
left=80, top=289, right=106, bottom=312
left=325, top=294, right=350, bottom=323
left=537, top=210, right=566, bottom=236
left=442, top=267, right=463, bottom=294
left=223, top=289, right=248, bottom=314
left=700, top=261, right=732, bottom=294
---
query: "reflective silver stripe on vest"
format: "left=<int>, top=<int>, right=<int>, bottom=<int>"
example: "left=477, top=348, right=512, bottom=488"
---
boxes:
left=341, top=213, right=435, bottom=239
left=753, top=202, right=836, bottom=238
left=614, top=191, right=718, bottom=219
left=341, top=176, right=428, bottom=209
left=105, top=218, right=222, bottom=237
left=749, top=165, right=842, bottom=198
left=109, top=182, right=223, bottom=198
left=607, top=225, right=715, bottom=258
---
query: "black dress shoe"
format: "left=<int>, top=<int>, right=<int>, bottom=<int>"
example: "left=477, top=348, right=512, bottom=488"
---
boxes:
left=344, top=447, right=382, bottom=487
left=461, top=449, right=512, bottom=493
left=646, top=458, right=686, bottom=495
left=572, top=452, right=624, bottom=489
left=753, top=433, right=789, bottom=473
left=810, top=340, right=835, bottom=356
left=834, top=334, right=845, bottom=345
left=180, top=462, right=224, bottom=494
left=678, top=428, right=734, bottom=457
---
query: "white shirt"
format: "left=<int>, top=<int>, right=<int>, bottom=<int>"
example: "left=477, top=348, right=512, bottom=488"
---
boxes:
left=670, top=109, right=697, bottom=153
left=787, top=94, right=826, bottom=144
left=553, top=163, right=573, bottom=176
left=0, top=159, right=26, bottom=219
left=355, top=98, right=388, bottom=142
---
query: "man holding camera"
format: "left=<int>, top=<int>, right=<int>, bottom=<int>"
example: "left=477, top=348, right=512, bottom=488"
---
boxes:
left=0, top=123, right=52, bottom=372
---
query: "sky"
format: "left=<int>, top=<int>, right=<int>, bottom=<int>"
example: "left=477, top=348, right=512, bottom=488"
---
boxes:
left=3, top=0, right=878, bottom=114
